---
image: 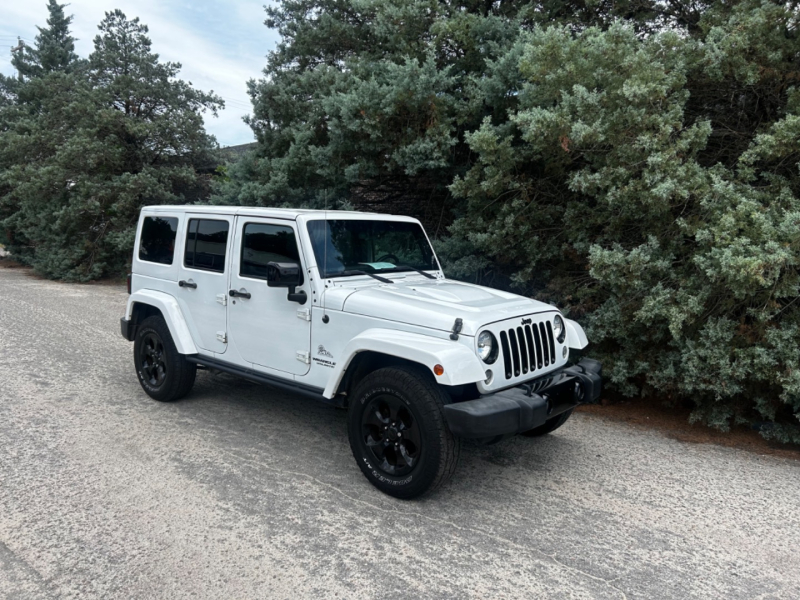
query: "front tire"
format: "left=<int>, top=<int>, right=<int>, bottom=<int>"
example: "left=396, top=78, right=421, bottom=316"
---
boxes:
left=133, top=315, right=196, bottom=402
left=347, top=366, right=459, bottom=499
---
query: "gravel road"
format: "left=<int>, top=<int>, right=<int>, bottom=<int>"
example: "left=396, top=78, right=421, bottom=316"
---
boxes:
left=1, top=266, right=798, bottom=599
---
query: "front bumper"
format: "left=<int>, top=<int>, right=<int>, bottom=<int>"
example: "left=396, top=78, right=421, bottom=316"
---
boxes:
left=442, top=358, right=601, bottom=441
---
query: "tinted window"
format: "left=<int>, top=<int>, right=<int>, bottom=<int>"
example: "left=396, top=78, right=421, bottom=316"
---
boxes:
left=306, top=220, right=435, bottom=277
left=139, top=216, right=178, bottom=265
left=184, top=219, right=229, bottom=273
left=241, top=223, right=300, bottom=279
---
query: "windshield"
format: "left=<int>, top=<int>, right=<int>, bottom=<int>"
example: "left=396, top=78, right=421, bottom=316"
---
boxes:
left=306, top=219, right=438, bottom=278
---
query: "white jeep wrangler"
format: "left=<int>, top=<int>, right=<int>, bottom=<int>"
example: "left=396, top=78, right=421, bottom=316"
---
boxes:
left=121, top=206, right=601, bottom=498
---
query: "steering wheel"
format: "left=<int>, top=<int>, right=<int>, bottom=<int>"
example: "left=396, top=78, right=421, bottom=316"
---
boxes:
left=376, top=253, right=400, bottom=264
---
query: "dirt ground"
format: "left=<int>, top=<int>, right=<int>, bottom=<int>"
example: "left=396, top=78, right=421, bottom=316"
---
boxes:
left=578, top=397, right=800, bottom=461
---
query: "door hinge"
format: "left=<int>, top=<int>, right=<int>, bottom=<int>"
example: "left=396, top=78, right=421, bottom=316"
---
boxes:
left=296, top=350, right=310, bottom=364
left=297, top=308, right=311, bottom=321
left=216, top=293, right=227, bottom=306
left=216, top=331, right=227, bottom=343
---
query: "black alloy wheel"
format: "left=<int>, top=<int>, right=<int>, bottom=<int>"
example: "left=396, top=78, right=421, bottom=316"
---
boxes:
left=348, top=365, right=459, bottom=499
left=139, top=332, right=167, bottom=388
left=361, top=393, right=422, bottom=477
left=133, top=315, right=196, bottom=402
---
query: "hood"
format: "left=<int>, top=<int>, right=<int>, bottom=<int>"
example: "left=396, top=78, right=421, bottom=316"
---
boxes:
left=329, top=278, right=557, bottom=336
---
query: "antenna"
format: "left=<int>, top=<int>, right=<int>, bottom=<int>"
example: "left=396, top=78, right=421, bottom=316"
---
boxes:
left=322, top=188, right=329, bottom=318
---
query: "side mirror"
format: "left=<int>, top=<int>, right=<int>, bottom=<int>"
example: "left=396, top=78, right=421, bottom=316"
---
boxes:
left=266, top=261, right=307, bottom=305
left=266, top=261, right=302, bottom=287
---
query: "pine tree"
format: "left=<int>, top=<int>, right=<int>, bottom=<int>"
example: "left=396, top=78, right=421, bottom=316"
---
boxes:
left=231, top=0, right=800, bottom=441
left=11, top=0, right=79, bottom=78
left=0, top=10, right=222, bottom=280
left=0, top=0, right=79, bottom=108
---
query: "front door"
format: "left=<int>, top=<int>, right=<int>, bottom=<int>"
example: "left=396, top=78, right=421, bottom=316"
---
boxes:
left=176, top=214, right=232, bottom=354
left=227, top=217, right=311, bottom=375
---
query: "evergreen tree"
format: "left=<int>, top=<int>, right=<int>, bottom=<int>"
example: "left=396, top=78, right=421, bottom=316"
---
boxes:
left=11, top=0, right=79, bottom=79
left=230, top=0, right=800, bottom=440
left=0, top=9, right=222, bottom=280
left=0, top=0, right=78, bottom=108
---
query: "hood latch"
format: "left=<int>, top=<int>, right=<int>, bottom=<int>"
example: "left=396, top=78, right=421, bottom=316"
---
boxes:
left=449, top=318, right=463, bottom=341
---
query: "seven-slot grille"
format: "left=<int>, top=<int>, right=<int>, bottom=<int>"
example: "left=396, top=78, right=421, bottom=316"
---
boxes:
left=498, top=320, right=557, bottom=380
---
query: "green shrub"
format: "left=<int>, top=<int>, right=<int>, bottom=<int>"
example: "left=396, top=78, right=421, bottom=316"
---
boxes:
left=232, top=0, right=800, bottom=440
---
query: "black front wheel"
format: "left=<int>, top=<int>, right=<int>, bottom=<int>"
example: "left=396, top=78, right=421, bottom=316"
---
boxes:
left=133, top=315, right=196, bottom=402
left=348, top=366, right=459, bottom=499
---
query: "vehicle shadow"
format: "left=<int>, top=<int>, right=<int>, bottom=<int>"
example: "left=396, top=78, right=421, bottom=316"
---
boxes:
left=171, top=370, right=588, bottom=505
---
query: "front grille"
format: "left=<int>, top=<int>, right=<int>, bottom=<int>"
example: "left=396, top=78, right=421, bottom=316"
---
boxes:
left=499, top=321, right=556, bottom=380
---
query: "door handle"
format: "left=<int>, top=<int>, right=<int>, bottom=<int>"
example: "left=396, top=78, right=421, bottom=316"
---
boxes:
left=229, top=289, right=251, bottom=299
left=178, top=280, right=197, bottom=289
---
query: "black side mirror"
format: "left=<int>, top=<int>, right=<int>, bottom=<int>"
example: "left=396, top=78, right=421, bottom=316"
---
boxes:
left=266, top=261, right=307, bottom=305
left=266, top=262, right=301, bottom=287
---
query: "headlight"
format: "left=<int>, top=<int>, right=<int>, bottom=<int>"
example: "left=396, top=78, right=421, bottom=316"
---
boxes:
left=553, top=315, right=566, bottom=343
left=477, top=331, right=498, bottom=364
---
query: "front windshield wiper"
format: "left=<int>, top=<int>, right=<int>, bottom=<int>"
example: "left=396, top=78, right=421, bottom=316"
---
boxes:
left=328, top=269, right=395, bottom=284
left=394, top=265, right=437, bottom=280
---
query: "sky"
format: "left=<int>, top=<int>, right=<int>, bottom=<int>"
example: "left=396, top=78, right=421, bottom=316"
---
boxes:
left=0, top=0, right=281, bottom=146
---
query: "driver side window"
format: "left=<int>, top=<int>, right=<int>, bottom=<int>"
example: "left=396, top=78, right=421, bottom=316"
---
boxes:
left=240, top=222, right=300, bottom=280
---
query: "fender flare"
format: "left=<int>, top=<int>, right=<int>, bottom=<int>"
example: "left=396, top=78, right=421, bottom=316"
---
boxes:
left=323, top=328, right=487, bottom=398
left=125, top=289, right=197, bottom=355
left=564, top=318, right=589, bottom=350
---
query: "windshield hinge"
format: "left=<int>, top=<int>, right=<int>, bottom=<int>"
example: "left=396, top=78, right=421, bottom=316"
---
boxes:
left=216, top=293, right=227, bottom=306
left=216, top=331, right=227, bottom=344
left=450, top=318, right=463, bottom=341
left=296, top=350, right=310, bottom=364
left=297, top=308, right=311, bottom=321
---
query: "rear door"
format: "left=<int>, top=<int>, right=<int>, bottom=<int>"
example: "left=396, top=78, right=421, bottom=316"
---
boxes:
left=227, top=217, right=311, bottom=375
left=176, top=214, right=233, bottom=354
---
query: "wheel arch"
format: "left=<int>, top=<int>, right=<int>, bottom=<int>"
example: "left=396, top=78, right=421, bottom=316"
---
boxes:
left=323, top=328, right=487, bottom=399
left=125, top=290, right=197, bottom=354
left=564, top=317, right=589, bottom=350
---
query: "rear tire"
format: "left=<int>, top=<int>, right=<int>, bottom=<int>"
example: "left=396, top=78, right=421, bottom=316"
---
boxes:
left=347, top=366, right=459, bottom=499
left=520, top=409, right=573, bottom=437
left=133, top=315, right=196, bottom=402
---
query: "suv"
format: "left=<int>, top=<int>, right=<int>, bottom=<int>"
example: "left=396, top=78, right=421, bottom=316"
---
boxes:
left=120, top=206, right=601, bottom=498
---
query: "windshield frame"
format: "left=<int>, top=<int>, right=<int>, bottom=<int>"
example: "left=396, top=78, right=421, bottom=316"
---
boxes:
left=302, top=216, right=442, bottom=280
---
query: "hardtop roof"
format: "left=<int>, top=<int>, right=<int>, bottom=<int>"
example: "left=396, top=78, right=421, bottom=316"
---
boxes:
left=140, top=205, right=417, bottom=222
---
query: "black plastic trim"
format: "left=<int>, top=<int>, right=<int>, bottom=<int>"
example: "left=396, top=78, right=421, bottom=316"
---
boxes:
left=546, top=321, right=556, bottom=363
left=120, top=317, right=134, bottom=341
left=499, top=330, right=512, bottom=379
left=531, top=325, right=542, bottom=369
left=539, top=322, right=550, bottom=366
left=516, top=326, right=529, bottom=375
left=184, top=355, right=341, bottom=405
left=443, top=358, right=602, bottom=440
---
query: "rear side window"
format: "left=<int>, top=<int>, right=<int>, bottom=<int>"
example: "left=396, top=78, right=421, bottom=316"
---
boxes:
left=241, top=223, right=300, bottom=280
left=139, top=216, right=178, bottom=265
left=184, top=219, right=229, bottom=273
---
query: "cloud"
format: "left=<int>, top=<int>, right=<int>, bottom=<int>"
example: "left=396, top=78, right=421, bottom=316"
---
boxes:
left=0, top=0, right=278, bottom=145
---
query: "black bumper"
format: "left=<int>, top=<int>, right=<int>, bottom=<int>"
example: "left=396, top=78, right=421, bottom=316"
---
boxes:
left=443, top=358, right=602, bottom=441
left=120, top=317, right=134, bottom=341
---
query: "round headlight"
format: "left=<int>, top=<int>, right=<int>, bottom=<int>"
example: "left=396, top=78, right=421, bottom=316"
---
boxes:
left=477, top=331, right=498, bottom=364
left=553, top=315, right=566, bottom=343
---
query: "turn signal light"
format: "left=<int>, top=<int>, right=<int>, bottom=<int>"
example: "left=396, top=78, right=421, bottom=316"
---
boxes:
left=433, top=364, right=444, bottom=376
left=127, top=273, right=131, bottom=294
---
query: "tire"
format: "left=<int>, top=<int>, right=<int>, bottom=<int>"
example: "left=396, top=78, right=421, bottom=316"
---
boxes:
left=133, top=315, right=196, bottom=402
left=347, top=365, right=460, bottom=499
left=520, top=409, right=573, bottom=437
